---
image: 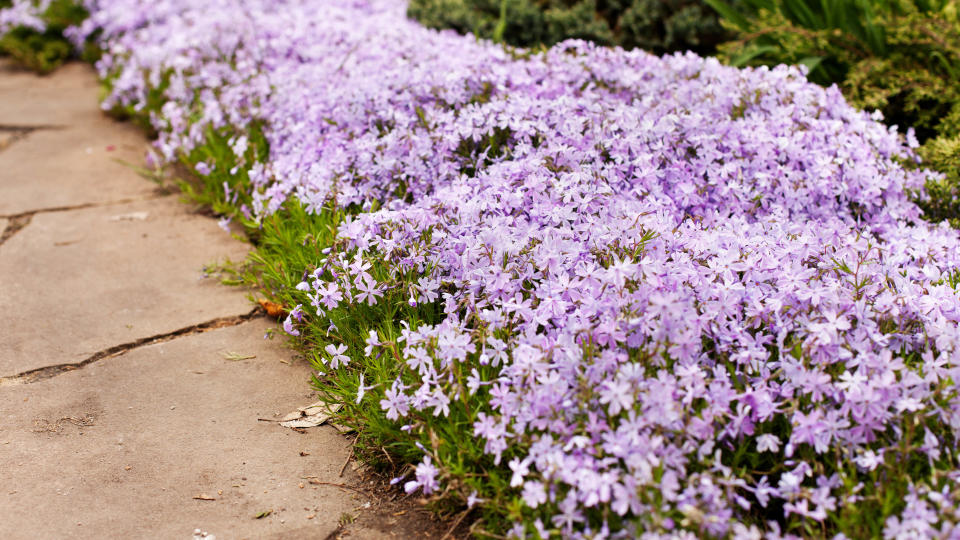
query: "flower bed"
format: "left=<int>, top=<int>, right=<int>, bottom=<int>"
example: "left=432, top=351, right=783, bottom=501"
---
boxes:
left=5, top=0, right=960, bottom=537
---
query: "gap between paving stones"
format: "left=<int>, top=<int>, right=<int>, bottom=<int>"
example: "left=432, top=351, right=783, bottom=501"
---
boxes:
left=0, top=214, right=31, bottom=247
left=0, top=194, right=167, bottom=248
left=0, top=124, right=64, bottom=132
left=0, top=307, right=263, bottom=386
left=0, top=124, right=63, bottom=153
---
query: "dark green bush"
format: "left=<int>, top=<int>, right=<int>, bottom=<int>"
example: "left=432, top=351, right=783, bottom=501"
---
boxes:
left=708, top=0, right=960, bottom=226
left=407, top=0, right=737, bottom=55
left=0, top=0, right=89, bottom=73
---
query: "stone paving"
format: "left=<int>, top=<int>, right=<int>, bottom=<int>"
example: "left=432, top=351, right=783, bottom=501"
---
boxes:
left=0, top=60, right=448, bottom=539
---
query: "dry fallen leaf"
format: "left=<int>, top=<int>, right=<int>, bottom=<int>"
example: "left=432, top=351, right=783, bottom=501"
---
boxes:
left=221, top=351, right=256, bottom=361
left=257, top=299, right=286, bottom=318
left=279, top=400, right=342, bottom=429
left=329, top=422, right=355, bottom=434
left=109, top=211, right=149, bottom=222
left=193, top=494, right=216, bottom=501
left=254, top=510, right=272, bottom=519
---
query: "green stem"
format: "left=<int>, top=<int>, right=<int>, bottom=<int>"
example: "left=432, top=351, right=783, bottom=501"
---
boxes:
left=493, top=0, right=508, bottom=44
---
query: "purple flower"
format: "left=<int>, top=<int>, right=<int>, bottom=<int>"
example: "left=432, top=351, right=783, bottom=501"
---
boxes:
left=354, top=274, right=383, bottom=306
left=521, top=481, right=547, bottom=508
left=317, top=282, right=343, bottom=310
left=281, top=314, right=299, bottom=336
left=405, top=456, right=439, bottom=494
left=324, top=343, right=350, bottom=369
left=756, top=434, right=781, bottom=453
left=380, top=379, right=410, bottom=420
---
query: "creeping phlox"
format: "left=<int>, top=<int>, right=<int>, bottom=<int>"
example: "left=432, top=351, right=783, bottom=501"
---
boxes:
left=7, top=0, right=960, bottom=536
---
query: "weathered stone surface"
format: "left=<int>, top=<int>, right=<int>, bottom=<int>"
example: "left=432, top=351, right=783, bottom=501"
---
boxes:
left=0, top=122, right=155, bottom=216
left=0, top=197, right=251, bottom=375
left=0, top=60, right=102, bottom=126
left=0, top=320, right=359, bottom=540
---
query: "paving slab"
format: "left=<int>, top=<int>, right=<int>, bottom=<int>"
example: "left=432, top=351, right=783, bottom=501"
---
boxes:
left=0, top=59, right=103, bottom=126
left=0, top=120, right=156, bottom=216
left=0, top=196, right=252, bottom=376
left=0, top=319, right=361, bottom=540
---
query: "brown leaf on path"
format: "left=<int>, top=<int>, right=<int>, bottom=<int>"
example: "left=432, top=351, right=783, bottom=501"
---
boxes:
left=279, top=401, right=342, bottom=429
left=257, top=299, right=286, bottom=318
left=221, top=351, right=256, bottom=361
left=193, top=494, right=216, bottom=501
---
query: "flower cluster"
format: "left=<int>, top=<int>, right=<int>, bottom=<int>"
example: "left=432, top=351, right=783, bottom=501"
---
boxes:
left=7, top=0, right=960, bottom=536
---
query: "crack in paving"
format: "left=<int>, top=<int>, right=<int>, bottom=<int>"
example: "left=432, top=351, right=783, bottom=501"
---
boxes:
left=0, top=124, right=63, bottom=153
left=0, top=195, right=167, bottom=220
left=0, top=130, right=30, bottom=152
left=0, top=214, right=33, bottom=247
left=0, top=195, right=170, bottom=249
left=0, top=124, right=65, bottom=131
left=0, top=307, right=264, bottom=386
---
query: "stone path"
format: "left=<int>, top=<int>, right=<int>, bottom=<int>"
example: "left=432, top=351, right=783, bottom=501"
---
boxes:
left=0, top=60, right=450, bottom=539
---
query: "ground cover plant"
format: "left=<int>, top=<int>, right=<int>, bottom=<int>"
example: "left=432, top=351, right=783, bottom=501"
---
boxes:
left=704, top=0, right=960, bottom=227
left=4, top=0, right=960, bottom=537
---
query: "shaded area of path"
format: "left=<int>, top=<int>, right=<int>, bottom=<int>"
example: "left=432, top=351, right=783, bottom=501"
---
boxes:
left=0, top=59, right=456, bottom=539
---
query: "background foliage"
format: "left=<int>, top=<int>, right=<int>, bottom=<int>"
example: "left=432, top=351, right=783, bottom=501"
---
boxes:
left=0, top=0, right=88, bottom=73
left=407, top=0, right=737, bottom=55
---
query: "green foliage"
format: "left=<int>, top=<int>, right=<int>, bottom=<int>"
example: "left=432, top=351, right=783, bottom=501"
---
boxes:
left=0, top=27, right=72, bottom=73
left=709, top=0, right=960, bottom=225
left=917, top=134, right=960, bottom=227
left=0, top=0, right=89, bottom=73
left=407, top=0, right=738, bottom=55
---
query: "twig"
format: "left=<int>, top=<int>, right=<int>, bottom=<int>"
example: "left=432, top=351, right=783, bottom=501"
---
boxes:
left=468, top=520, right=508, bottom=539
left=381, top=446, right=396, bottom=469
left=440, top=509, right=471, bottom=540
left=307, top=481, right=376, bottom=500
left=339, top=436, right=358, bottom=477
